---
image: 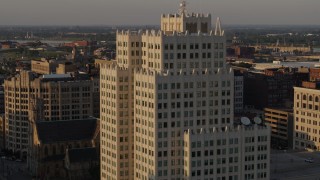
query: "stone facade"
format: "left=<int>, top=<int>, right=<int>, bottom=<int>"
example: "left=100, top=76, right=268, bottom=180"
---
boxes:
left=294, top=86, right=320, bottom=150
left=100, top=3, right=270, bottom=180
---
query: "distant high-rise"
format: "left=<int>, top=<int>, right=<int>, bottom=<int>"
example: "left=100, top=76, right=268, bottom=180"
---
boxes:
left=100, top=2, right=270, bottom=179
left=4, top=71, right=100, bottom=158
left=244, top=68, right=296, bottom=110
left=234, top=70, right=244, bottom=114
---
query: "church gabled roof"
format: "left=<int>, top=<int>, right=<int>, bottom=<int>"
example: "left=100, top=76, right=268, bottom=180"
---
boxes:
left=36, top=118, right=98, bottom=144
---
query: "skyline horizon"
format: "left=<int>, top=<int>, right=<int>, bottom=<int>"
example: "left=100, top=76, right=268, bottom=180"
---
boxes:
left=0, top=0, right=320, bottom=26
left=1, top=23, right=320, bottom=27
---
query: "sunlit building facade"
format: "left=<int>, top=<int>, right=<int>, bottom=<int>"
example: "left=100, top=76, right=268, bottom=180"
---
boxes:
left=294, top=82, right=320, bottom=150
left=100, top=2, right=270, bottom=180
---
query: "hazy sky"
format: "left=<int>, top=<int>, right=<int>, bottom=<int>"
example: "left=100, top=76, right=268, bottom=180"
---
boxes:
left=0, top=0, right=319, bottom=25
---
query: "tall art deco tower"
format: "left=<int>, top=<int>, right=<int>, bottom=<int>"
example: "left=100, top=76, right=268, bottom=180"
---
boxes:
left=100, top=2, right=270, bottom=180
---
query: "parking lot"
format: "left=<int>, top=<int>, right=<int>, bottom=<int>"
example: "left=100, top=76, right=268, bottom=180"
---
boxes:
left=271, top=149, right=320, bottom=180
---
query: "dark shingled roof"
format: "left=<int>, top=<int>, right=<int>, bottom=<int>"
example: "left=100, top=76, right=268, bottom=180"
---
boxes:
left=42, top=154, right=65, bottom=162
left=67, top=147, right=98, bottom=163
left=36, top=118, right=98, bottom=144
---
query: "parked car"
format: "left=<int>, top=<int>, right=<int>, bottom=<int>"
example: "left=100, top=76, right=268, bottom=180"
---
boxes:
left=8, top=156, right=16, bottom=161
left=305, top=158, right=314, bottom=163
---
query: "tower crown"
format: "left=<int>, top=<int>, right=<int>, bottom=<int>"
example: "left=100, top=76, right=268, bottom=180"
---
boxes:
left=160, top=1, right=223, bottom=36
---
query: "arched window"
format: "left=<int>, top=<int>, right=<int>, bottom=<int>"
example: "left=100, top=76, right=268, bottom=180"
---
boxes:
left=52, top=145, right=56, bottom=155
left=316, top=97, right=319, bottom=102
left=297, top=94, right=300, bottom=99
left=44, top=146, right=48, bottom=156
left=60, top=145, right=64, bottom=154
left=309, top=95, right=313, bottom=101
left=303, top=95, right=307, bottom=100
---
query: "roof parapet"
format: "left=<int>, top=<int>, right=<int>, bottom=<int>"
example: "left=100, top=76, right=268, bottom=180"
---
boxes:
left=183, top=124, right=269, bottom=135
left=215, top=17, right=224, bottom=36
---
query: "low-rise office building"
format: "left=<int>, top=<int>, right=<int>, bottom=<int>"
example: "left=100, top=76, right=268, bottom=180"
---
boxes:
left=309, top=68, right=320, bottom=82
left=294, top=81, right=320, bottom=151
left=32, top=59, right=78, bottom=75
left=31, top=59, right=59, bottom=75
left=264, top=108, right=293, bottom=148
left=56, top=62, right=77, bottom=74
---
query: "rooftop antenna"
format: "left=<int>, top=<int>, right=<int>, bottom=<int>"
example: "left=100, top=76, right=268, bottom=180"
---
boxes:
left=179, top=0, right=187, bottom=15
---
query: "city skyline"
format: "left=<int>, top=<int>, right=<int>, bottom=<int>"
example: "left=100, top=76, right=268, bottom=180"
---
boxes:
left=0, top=0, right=320, bottom=26
left=1, top=0, right=320, bottom=179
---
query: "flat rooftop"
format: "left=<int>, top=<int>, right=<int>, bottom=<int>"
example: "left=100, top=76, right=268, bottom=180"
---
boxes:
left=41, top=74, right=71, bottom=79
left=265, top=107, right=293, bottom=113
left=254, top=61, right=320, bottom=71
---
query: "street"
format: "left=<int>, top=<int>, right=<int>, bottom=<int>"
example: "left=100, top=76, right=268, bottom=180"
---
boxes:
left=271, top=150, right=320, bottom=180
left=0, top=158, right=31, bottom=180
